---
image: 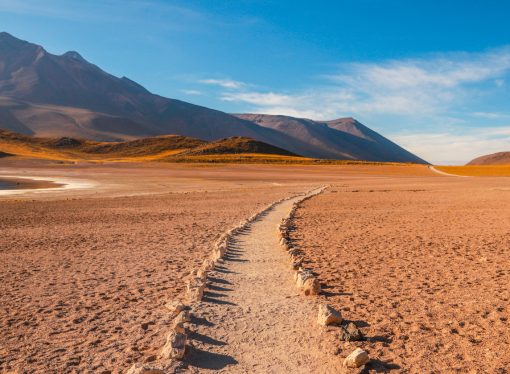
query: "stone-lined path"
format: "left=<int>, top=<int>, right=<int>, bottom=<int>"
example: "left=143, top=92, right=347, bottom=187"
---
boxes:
left=186, top=190, right=339, bottom=373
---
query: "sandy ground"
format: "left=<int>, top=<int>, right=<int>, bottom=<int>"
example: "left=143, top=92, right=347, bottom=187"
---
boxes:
left=291, top=176, right=510, bottom=372
left=4, top=159, right=509, bottom=373
left=188, top=191, right=340, bottom=373
left=0, top=161, right=317, bottom=373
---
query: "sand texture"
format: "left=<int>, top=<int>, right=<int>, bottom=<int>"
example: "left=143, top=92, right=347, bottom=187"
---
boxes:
left=187, top=191, right=339, bottom=373
left=2, top=160, right=509, bottom=372
left=0, top=185, right=303, bottom=373
left=291, top=176, right=510, bottom=372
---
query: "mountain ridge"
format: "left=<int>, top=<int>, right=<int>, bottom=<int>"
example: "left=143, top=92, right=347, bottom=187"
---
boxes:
left=0, top=32, right=427, bottom=164
left=235, top=114, right=427, bottom=164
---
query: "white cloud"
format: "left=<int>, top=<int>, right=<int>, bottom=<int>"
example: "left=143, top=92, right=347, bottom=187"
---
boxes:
left=472, top=111, right=510, bottom=119
left=392, top=126, right=510, bottom=165
left=222, top=92, right=297, bottom=106
left=199, top=78, right=247, bottom=89
left=214, top=47, right=510, bottom=120
left=182, top=89, right=202, bottom=95
left=198, top=48, right=510, bottom=164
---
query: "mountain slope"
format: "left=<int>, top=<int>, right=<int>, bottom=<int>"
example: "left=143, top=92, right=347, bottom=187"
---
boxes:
left=0, top=32, right=427, bottom=163
left=467, top=151, right=510, bottom=165
left=180, top=136, right=297, bottom=157
left=0, top=129, right=297, bottom=161
left=0, top=32, right=281, bottom=142
left=235, top=114, right=428, bottom=164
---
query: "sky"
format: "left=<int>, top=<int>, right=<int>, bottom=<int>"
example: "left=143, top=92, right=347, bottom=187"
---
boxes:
left=1, top=0, right=510, bottom=164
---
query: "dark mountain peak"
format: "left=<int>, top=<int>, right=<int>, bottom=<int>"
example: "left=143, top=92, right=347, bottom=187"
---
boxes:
left=0, top=32, right=32, bottom=50
left=0, top=31, right=20, bottom=42
left=62, top=50, right=86, bottom=62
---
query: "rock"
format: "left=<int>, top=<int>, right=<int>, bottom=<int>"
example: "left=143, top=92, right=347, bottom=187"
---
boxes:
left=290, top=258, right=303, bottom=270
left=339, top=322, right=364, bottom=341
left=295, top=269, right=314, bottom=288
left=211, top=249, right=222, bottom=262
left=164, top=300, right=185, bottom=318
left=317, top=304, right=343, bottom=326
left=343, top=348, right=369, bottom=368
left=126, top=363, right=165, bottom=374
left=173, top=321, right=186, bottom=334
left=202, top=258, right=215, bottom=272
left=186, top=281, right=204, bottom=302
left=196, top=268, right=207, bottom=281
left=160, top=330, right=187, bottom=360
left=295, top=272, right=305, bottom=287
left=217, top=243, right=227, bottom=255
left=303, top=277, right=321, bottom=295
left=174, top=309, right=191, bottom=325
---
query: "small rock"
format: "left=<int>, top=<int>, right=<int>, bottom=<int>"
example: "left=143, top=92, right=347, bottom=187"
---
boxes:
left=339, top=322, right=364, bottom=341
left=317, top=304, right=343, bottom=326
left=295, top=269, right=314, bottom=288
left=290, top=259, right=303, bottom=270
left=303, top=277, right=321, bottom=295
left=202, top=258, right=215, bottom=272
left=173, top=321, right=186, bottom=334
left=343, top=348, right=369, bottom=368
left=288, top=248, right=300, bottom=257
left=160, top=330, right=187, bottom=360
left=186, top=280, right=205, bottom=302
left=174, top=310, right=191, bottom=325
left=126, top=363, right=165, bottom=374
left=164, top=301, right=185, bottom=318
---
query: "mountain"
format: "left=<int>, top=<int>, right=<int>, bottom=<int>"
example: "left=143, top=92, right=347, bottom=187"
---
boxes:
left=0, top=32, right=427, bottom=163
left=467, top=151, right=510, bottom=165
left=0, top=32, right=283, bottom=142
left=235, top=114, right=427, bottom=164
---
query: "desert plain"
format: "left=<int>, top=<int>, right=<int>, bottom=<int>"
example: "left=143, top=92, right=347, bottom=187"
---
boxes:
left=0, top=159, right=509, bottom=373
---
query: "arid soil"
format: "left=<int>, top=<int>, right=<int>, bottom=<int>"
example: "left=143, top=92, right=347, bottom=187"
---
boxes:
left=188, top=191, right=339, bottom=373
left=0, top=161, right=314, bottom=373
left=4, top=160, right=507, bottom=373
left=291, top=176, right=510, bottom=372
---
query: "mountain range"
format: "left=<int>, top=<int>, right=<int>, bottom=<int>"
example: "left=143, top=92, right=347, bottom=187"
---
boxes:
left=0, top=32, right=427, bottom=164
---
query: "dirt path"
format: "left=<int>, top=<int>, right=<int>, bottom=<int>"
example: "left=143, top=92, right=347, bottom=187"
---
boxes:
left=428, top=165, right=470, bottom=177
left=187, top=190, right=339, bottom=373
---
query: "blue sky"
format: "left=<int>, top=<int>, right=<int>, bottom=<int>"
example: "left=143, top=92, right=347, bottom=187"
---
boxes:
left=1, top=0, right=510, bottom=164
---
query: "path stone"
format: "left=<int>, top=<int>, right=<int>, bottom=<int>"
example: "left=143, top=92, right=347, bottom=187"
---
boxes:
left=343, top=348, right=369, bottom=368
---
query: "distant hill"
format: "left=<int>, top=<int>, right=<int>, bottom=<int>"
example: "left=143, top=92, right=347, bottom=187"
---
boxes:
left=0, top=32, right=427, bottom=163
left=0, top=129, right=299, bottom=162
left=467, top=151, right=510, bottom=165
left=181, top=136, right=297, bottom=157
left=235, top=114, right=428, bottom=164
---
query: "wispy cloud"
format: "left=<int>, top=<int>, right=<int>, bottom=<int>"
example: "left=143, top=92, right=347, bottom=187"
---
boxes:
left=199, top=78, right=247, bottom=89
left=0, top=0, right=242, bottom=31
left=214, top=47, right=510, bottom=120
left=392, top=126, right=510, bottom=165
left=203, top=47, right=510, bottom=163
left=472, top=111, right=510, bottom=119
left=182, top=89, right=202, bottom=96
